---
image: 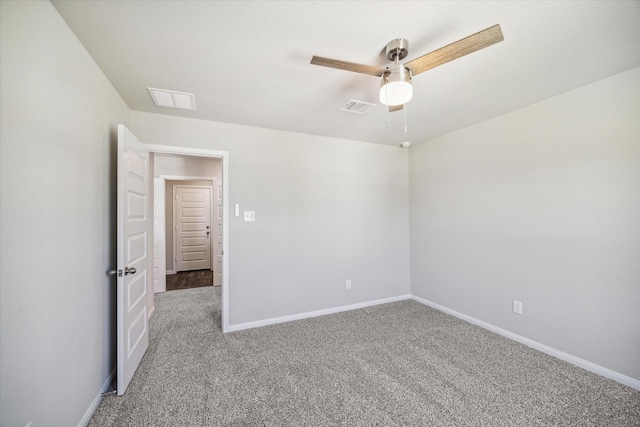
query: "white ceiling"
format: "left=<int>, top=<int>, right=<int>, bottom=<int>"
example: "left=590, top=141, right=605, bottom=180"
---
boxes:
left=51, top=1, right=640, bottom=146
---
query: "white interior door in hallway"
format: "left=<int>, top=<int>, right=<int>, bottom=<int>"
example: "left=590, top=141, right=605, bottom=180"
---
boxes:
left=174, top=186, right=212, bottom=272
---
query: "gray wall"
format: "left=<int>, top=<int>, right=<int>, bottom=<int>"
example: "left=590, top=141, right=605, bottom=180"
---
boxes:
left=154, top=152, right=223, bottom=179
left=0, top=2, right=130, bottom=426
left=409, top=67, right=640, bottom=381
left=131, top=112, right=412, bottom=325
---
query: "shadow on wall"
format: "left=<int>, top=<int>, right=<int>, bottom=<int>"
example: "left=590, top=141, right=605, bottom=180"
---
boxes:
left=107, top=123, right=118, bottom=369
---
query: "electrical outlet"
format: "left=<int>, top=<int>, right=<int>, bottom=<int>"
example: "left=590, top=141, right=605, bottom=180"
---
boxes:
left=243, top=211, right=255, bottom=222
left=513, top=300, right=523, bottom=315
left=346, top=280, right=351, bottom=290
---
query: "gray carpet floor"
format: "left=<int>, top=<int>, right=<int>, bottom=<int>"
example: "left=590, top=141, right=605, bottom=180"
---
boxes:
left=90, top=287, right=640, bottom=426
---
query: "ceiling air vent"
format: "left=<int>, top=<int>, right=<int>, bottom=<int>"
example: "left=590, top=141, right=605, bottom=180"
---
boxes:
left=147, top=87, right=197, bottom=111
left=340, top=100, right=376, bottom=115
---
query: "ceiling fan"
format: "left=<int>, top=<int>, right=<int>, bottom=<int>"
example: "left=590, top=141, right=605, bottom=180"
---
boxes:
left=311, top=24, right=503, bottom=112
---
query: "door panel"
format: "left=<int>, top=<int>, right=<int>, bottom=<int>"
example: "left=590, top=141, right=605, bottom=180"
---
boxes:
left=127, top=272, right=147, bottom=314
left=117, top=124, right=150, bottom=396
left=182, top=193, right=205, bottom=202
left=182, top=223, right=204, bottom=231
left=182, top=207, right=205, bottom=217
left=182, top=251, right=206, bottom=261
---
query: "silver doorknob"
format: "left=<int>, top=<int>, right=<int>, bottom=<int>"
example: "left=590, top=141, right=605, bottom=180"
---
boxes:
left=125, top=267, right=137, bottom=275
left=108, top=269, right=122, bottom=277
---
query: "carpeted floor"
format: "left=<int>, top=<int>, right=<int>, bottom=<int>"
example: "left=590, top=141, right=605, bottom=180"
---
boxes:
left=90, top=287, right=640, bottom=426
left=166, top=269, right=214, bottom=291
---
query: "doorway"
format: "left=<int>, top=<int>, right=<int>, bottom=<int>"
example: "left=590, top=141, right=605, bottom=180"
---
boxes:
left=115, top=126, right=231, bottom=396
left=157, top=177, right=218, bottom=291
left=147, top=145, right=230, bottom=333
left=165, top=180, right=217, bottom=292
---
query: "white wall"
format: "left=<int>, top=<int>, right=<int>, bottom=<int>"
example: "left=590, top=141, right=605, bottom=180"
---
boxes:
left=409, top=67, right=640, bottom=382
left=0, top=2, right=130, bottom=426
left=131, top=112, right=411, bottom=326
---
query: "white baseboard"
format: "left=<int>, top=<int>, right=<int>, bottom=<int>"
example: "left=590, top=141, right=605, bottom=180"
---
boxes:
left=166, top=270, right=176, bottom=275
left=78, top=368, right=115, bottom=427
left=411, top=295, right=640, bottom=391
left=226, top=294, right=412, bottom=333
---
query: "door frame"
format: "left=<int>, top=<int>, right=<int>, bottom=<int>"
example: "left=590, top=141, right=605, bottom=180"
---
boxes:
left=153, top=177, right=167, bottom=293
left=211, top=177, right=222, bottom=287
left=154, top=174, right=221, bottom=275
left=172, top=183, right=214, bottom=274
left=147, top=145, right=230, bottom=333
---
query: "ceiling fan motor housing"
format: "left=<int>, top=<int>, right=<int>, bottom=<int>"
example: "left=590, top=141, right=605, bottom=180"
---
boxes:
left=386, top=38, right=409, bottom=61
left=380, top=64, right=412, bottom=106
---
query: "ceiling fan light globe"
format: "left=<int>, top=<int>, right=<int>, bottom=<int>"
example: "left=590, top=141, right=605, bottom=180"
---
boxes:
left=380, top=65, right=413, bottom=106
left=380, top=81, right=413, bottom=106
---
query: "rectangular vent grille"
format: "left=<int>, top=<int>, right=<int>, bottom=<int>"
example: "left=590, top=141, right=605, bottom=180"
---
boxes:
left=147, top=87, right=197, bottom=111
left=340, top=100, right=376, bottom=114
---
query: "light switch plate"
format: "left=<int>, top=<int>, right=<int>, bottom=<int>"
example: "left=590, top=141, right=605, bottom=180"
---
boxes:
left=244, top=211, right=255, bottom=222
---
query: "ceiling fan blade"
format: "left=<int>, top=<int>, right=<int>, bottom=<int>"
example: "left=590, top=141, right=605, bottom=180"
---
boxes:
left=310, top=56, right=387, bottom=77
left=389, top=104, right=403, bottom=112
left=405, top=24, right=503, bottom=76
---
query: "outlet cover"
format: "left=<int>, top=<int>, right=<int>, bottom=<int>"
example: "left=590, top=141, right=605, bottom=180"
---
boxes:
left=346, top=280, right=351, bottom=290
left=513, top=300, right=523, bottom=315
left=244, top=211, right=255, bottom=222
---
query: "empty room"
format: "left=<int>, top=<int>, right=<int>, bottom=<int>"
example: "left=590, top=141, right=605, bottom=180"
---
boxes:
left=0, top=1, right=638, bottom=426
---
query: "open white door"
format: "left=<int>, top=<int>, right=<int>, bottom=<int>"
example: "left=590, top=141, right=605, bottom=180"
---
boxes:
left=116, top=124, right=150, bottom=395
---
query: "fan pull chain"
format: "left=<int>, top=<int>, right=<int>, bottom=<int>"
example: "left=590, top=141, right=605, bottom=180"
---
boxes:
left=404, top=103, right=408, bottom=133
left=385, top=76, right=389, bottom=128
